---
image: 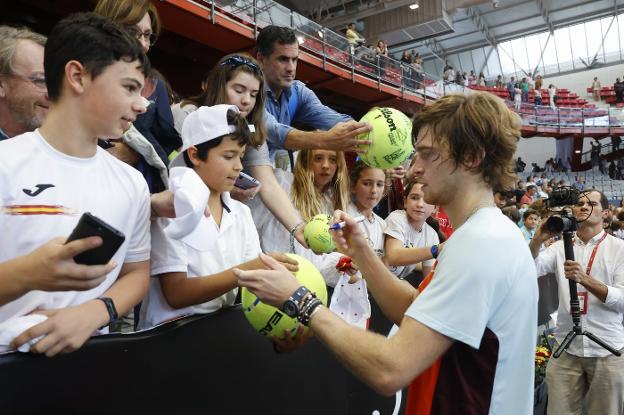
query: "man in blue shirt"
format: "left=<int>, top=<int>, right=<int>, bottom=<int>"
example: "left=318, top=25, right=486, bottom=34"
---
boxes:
left=0, top=26, right=49, bottom=141
left=256, top=26, right=371, bottom=156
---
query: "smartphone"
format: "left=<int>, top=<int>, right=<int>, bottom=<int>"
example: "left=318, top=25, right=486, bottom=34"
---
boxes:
left=234, top=172, right=260, bottom=190
left=66, top=213, right=126, bottom=265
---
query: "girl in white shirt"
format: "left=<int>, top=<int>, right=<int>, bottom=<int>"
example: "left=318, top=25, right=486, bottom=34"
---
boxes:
left=346, top=161, right=387, bottom=258
left=384, top=180, right=440, bottom=279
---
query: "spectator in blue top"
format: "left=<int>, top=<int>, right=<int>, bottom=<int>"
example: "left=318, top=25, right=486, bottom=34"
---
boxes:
left=256, top=26, right=371, bottom=159
left=507, top=76, right=516, bottom=100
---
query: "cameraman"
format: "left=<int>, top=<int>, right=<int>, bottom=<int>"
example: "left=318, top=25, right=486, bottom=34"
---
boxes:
left=529, top=189, right=624, bottom=415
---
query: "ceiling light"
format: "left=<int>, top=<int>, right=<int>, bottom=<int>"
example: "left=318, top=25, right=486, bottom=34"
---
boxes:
left=297, top=35, right=305, bottom=45
left=409, top=3, right=419, bottom=9
left=317, top=30, right=324, bottom=39
left=575, top=150, right=581, bottom=153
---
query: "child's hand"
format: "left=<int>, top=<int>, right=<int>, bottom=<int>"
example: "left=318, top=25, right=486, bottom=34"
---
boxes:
left=230, top=184, right=261, bottom=202
left=11, top=300, right=107, bottom=357
left=266, top=253, right=299, bottom=273
left=271, top=324, right=313, bottom=353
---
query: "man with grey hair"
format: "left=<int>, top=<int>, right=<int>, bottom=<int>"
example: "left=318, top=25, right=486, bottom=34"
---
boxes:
left=0, top=26, right=48, bottom=140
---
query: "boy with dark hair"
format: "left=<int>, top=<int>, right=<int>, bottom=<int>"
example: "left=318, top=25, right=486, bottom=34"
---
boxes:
left=1, top=12, right=151, bottom=356
left=520, top=208, right=539, bottom=242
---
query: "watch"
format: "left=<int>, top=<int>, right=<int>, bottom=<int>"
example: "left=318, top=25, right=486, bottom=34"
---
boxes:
left=282, top=286, right=310, bottom=318
left=97, top=297, right=118, bottom=326
left=430, top=244, right=439, bottom=259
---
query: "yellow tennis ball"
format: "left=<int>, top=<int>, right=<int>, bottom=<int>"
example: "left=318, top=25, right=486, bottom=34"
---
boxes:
left=241, top=254, right=328, bottom=339
left=358, top=107, right=413, bottom=169
left=303, top=214, right=336, bottom=254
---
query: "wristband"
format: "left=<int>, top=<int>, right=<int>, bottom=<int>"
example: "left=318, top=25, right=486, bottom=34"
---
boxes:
left=97, top=297, right=118, bottom=328
left=289, top=221, right=306, bottom=253
left=430, top=244, right=439, bottom=259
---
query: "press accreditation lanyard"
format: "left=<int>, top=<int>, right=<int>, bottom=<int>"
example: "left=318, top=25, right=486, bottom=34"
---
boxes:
left=578, top=232, right=608, bottom=315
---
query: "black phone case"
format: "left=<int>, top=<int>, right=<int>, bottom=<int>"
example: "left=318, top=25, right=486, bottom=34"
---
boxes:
left=66, top=213, right=126, bottom=265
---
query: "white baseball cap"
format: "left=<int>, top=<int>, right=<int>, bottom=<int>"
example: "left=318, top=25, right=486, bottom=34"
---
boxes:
left=170, top=104, right=241, bottom=169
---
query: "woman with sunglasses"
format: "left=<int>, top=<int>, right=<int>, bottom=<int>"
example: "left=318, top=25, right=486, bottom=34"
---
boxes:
left=172, top=53, right=309, bottom=250
left=95, top=0, right=182, bottom=194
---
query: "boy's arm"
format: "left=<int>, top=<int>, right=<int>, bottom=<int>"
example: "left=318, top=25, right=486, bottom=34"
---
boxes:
left=159, top=254, right=298, bottom=309
left=10, top=260, right=149, bottom=357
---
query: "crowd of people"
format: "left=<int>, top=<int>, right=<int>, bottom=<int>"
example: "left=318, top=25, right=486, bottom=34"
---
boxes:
left=0, top=1, right=623, bottom=414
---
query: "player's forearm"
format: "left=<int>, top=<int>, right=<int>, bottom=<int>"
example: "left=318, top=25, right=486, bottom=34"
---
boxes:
left=309, top=306, right=407, bottom=396
left=352, top=248, right=418, bottom=324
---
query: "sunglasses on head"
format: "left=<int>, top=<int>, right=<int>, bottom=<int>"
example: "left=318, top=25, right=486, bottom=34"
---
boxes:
left=220, top=56, right=261, bottom=74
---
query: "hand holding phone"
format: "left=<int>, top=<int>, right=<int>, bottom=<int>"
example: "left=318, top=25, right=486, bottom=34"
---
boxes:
left=66, top=213, right=126, bottom=265
left=234, top=172, right=260, bottom=190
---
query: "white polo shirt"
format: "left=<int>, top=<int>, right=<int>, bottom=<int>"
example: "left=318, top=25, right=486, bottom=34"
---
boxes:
left=346, top=203, right=386, bottom=258
left=139, top=193, right=261, bottom=329
left=535, top=230, right=624, bottom=357
left=384, top=209, right=439, bottom=279
left=0, top=130, right=151, bottom=323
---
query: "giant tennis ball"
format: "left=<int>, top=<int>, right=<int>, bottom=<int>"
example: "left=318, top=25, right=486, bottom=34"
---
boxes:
left=358, top=107, right=413, bottom=169
left=241, top=254, right=328, bottom=339
left=303, top=214, right=335, bottom=254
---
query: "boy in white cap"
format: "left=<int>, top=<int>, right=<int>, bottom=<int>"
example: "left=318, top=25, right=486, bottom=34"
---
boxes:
left=140, top=105, right=297, bottom=329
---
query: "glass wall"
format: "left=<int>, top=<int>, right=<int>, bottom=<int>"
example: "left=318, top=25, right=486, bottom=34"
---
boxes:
left=422, top=13, right=624, bottom=80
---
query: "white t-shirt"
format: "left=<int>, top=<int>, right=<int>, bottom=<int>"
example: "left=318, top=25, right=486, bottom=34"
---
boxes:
left=346, top=202, right=386, bottom=258
left=404, top=207, right=537, bottom=415
left=384, top=210, right=439, bottom=279
left=0, top=130, right=151, bottom=323
left=139, top=193, right=261, bottom=329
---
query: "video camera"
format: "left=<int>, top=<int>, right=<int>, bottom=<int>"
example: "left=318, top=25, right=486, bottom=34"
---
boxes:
left=543, top=187, right=581, bottom=234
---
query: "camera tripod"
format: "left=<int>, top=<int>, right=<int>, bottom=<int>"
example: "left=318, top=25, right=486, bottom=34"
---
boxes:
left=553, top=229, right=621, bottom=358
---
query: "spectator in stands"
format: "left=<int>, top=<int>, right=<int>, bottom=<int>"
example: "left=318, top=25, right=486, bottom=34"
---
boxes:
left=520, top=185, right=537, bottom=206
left=235, top=92, right=537, bottom=413
left=612, top=135, right=621, bottom=152
left=507, top=76, right=516, bottom=100
left=384, top=181, right=439, bottom=279
left=537, top=182, right=551, bottom=200
left=534, top=90, right=543, bottom=106
left=140, top=105, right=298, bottom=329
left=478, top=71, right=486, bottom=87
left=520, top=208, right=539, bottom=242
left=609, top=160, right=617, bottom=179
left=494, top=188, right=514, bottom=209
left=534, top=74, right=543, bottom=90
left=520, top=77, right=529, bottom=102
left=615, top=78, right=624, bottom=103
left=3, top=13, right=151, bottom=356
left=411, top=52, right=423, bottom=87
left=501, top=205, right=520, bottom=223
left=514, top=83, right=522, bottom=111
left=467, top=70, right=476, bottom=86
left=592, top=77, right=601, bottom=101
left=95, top=0, right=182, bottom=194
left=516, top=156, right=526, bottom=172
left=345, top=22, right=364, bottom=53
left=0, top=26, right=48, bottom=141
left=530, top=189, right=624, bottom=415
left=495, top=74, right=503, bottom=89
left=255, top=26, right=371, bottom=161
left=443, top=65, right=455, bottom=83
left=400, top=51, right=413, bottom=89
left=548, top=84, right=557, bottom=109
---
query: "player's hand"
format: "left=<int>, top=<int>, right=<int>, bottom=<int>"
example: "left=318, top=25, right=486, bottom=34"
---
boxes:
left=234, top=253, right=300, bottom=307
left=11, top=300, right=107, bottom=357
left=331, top=210, right=373, bottom=259
left=322, top=121, right=372, bottom=153
left=19, top=237, right=116, bottom=293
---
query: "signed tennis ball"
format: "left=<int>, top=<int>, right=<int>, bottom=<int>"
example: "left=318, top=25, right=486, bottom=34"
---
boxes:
left=303, top=214, right=336, bottom=254
left=241, top=254, right=328, bottom=339
left=358, top=107, right=413, bottom=169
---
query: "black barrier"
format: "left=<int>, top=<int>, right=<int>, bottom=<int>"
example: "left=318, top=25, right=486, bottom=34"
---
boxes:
left=0, top=306, right=406, bottom=415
